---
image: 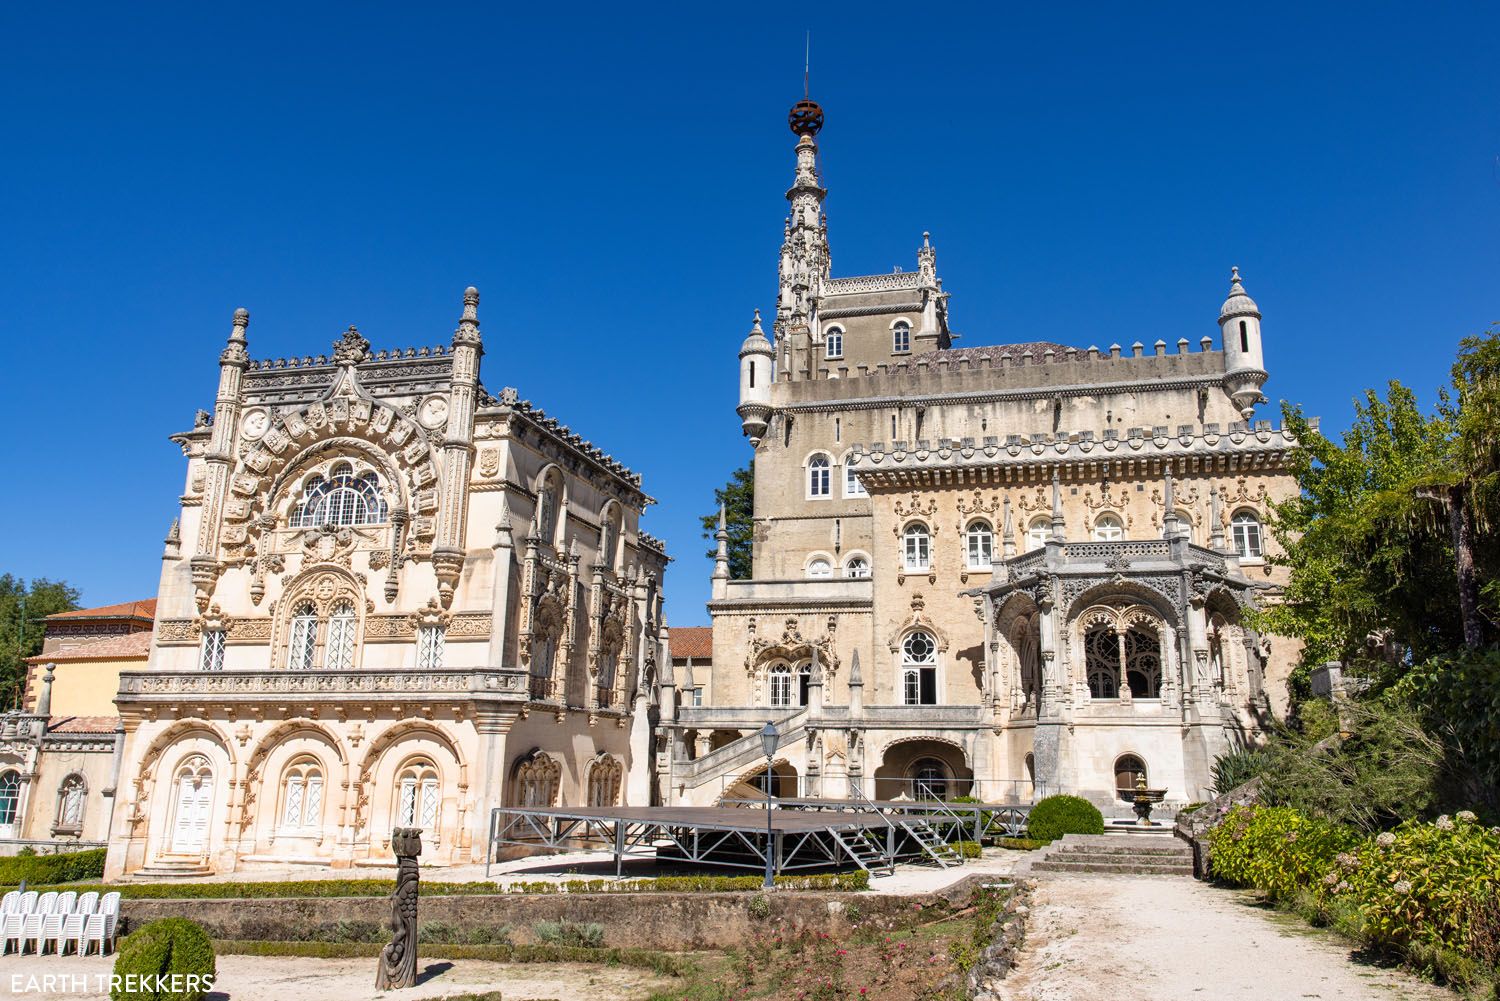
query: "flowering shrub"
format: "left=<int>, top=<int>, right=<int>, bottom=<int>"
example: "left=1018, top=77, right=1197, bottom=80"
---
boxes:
left=1337, top=812, right=1500, bottom=955
left=1206, top=805, right=1359, bottom=902
left=1204, top=806, right=1500, bottom=990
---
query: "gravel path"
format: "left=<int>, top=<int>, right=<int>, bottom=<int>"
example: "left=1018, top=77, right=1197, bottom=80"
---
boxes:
left=1005, top=875, right=1451, bottom=1001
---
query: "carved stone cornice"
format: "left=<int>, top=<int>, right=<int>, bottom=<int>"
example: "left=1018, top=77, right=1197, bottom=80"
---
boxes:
left=116, top=667, right=528, bottom=705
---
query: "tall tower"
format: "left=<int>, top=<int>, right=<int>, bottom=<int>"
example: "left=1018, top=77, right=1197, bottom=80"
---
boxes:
left=1219, top=266, right=1266, bottom=419
left=777, top=98, right=830, bottom=381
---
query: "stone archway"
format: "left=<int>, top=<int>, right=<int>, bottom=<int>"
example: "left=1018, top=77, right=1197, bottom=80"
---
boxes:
left=872, top=737, right=972, bottom=801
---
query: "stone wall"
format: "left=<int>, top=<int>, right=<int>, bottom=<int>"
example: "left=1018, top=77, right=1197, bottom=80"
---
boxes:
left=119, top=888, right=943, bottom=951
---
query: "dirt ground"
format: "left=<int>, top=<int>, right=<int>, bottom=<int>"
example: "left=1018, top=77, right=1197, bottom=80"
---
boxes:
left=1, top=955, right=674, bottom=1001
left=1005, top=875, right=1453, bottom=1001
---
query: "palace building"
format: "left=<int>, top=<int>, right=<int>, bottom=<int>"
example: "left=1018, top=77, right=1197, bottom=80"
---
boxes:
left=654, top=98, right=1303, bottom=810
left=99, top=290, right=668, bottom=878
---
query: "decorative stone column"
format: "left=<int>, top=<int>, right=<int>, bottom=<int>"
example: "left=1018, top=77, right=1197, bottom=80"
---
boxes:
left=431, top=288, right=482, bottom=607
left=191, top=308, right=251, bottom=610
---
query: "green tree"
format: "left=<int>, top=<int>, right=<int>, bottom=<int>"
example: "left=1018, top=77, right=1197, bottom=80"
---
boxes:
left=701, top=463, right=754, bottom=580
left=0, top=575, right=82, bottom=711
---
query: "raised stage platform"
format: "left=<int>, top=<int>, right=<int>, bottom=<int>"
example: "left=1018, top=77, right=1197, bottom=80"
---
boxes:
left=486, top=799, right=1031, bottom=878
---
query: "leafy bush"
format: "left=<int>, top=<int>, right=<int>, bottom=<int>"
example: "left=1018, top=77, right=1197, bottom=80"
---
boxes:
left=1026, top=795, right=1104, bottom=843
left=2, top=869, right=869, bottom=901
left=533, top=920, right=605, bottom=948
left=1337, top=812, right=1500, bottom=955
left=1205, top=805, right=1359, bottom=902
left=0, top=847, right=107, bottom=886
left=111, top=918, right=217, bottom=1001
left=951, top=840, right=983, bottom=859
left=995, top=837, right=1047, bottom=851
left=1210, top=748, right=1274, bottom=795
left=213, top=939, right=687, bottom=976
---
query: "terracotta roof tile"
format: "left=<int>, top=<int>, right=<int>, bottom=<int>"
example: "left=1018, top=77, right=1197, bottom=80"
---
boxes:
left=26, top=631, right=153, bottom=663
left=671, top=627, right=712, bottom=660
left=46, top=598, right=157, bottom=622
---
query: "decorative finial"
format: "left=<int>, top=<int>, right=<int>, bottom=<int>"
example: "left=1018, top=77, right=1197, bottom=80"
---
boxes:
left=465, top=286, right=480, bottom=305
left=788, top=98, right=824, bottom=137
left=1230, top=265, right=1242, bottom=286
left=232, top=307, right=250, bottom=327
left=922, top=231, right=931, bottom=246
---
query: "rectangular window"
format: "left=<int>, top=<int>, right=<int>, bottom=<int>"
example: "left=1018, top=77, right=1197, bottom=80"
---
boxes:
left=770, top=672, right=792, bottom=707
left=692, top=687, right=704, bottom=707
left=417, top=625, right=446, bottom=669
left=903, top=667, right=939, bottom=705
left=845, top=465, right=867, bottom=498
left=199, top=629, right=225, bottom=672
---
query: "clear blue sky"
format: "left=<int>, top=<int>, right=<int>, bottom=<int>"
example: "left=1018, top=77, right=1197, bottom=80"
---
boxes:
left=2, top=3, right=1497, bottom=625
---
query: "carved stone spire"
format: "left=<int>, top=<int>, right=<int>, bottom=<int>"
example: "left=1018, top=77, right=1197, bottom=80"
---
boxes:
left=164, top=517, right=181, bottom=558
left=777, top=97, right=830, bottom=377
left=1209, top=482, right=1226, bottom=551
left=1049, top=470, right=1067, bottom=543
left=711, top=503, right=731, bottom=599
left=430, top=286, right=483, bottom=606
left=1001, top=497, right=1016, bottom=558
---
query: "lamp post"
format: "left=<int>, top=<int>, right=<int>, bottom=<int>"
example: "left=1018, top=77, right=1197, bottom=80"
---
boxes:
left=759, top=720, right=779, bottom=889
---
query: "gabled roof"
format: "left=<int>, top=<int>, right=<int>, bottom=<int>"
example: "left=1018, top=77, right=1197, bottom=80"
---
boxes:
left=671, top=626, right=713, bottom=660
left=45, top=598, right=157, bottom=623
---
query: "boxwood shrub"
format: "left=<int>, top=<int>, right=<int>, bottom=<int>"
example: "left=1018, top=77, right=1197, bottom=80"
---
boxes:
left=1026, top=795, right=1105, bottom=843
left=0, top=847, right=107, bottom=886
left=111, top=918, right=217, bottom=1001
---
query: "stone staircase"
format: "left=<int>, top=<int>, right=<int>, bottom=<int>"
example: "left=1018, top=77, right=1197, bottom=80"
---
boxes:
left=1026, top=833, right=1193, bottom=876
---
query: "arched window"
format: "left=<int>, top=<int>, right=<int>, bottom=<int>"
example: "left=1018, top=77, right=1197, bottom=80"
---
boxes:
left=1124, top=625, right=1163, bottom=699
left=514, top=752, right=561, bottom=808
left=1165, top=510, right=1194, bottom=542
left=808, top=454, right=831, bottom=498
left=530, top=629, right=558, bottom=700
left=292, top=463, right=387, bottom=528
left=596, top=645, right=623, bottom=708
left=844, top=555, right=870, bottom=579
left=536, top=468, right=562, bottom=544
left=417, top=623, right=445, bottom=669
left=1092, top=513, right=1124, bottom=542
left=599, top=505, right=621, bottom=571
left=1084, top=626, right=1119, bottom=699
left=910, top=759, right=949, bottom=800
left=287, top=602, right=318, bottom=671
left=901, top=631, right=939, bottom=705
left=902, top=524, right=930, bottom=572
left=55, top=774, right=86, bottom=832
left=1114, top=755, right=1147, bottom=801
left=844, top=463, right=867, bottom=498
left=825, top=327, right=844, bottom=358
left=324, top=600, right=357, bottom=671
left=198, top=628, right=225, bottom=672
left=965, top=520, right=993, bottom=569
left=170, top=756, right=213, bottom=854
left=892, top=321, right=911, bottom=354
left=1026, top=517, right=1051, bottom=551
left=1239, top=320, right=1249, bottom=353
left=281, top=759, right=324, bottom=830
left=796, top=661, right=814, bottom=706
left=768, top=663, right=793, bottom=707
left=587, top=757, right=622, bottom=807
left=0, top=772, right=19, bottom=833
left=1231, top=510, right=1263, bottom=558
left=807, top=557, right=832, bottom=579
left=396, top=762, right=441, bottom=830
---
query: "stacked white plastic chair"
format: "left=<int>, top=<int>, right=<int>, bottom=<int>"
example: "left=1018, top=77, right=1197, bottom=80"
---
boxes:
left=58, top=890, right=98, bottom=955
left=81, top=891, right=121, bottom=956
left=2, top=891, right=37, bottom=953
left=21, top=891, right=60, bottom=954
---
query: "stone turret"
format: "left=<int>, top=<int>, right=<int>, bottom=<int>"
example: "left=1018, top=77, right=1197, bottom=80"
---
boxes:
left=737, top=310, right=773, bottom=443
left=1219, top=267, right=1267, bottom=419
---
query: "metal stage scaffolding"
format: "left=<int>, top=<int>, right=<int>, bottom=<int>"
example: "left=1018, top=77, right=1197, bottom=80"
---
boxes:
left=486, top=799, right=1031, bottom=879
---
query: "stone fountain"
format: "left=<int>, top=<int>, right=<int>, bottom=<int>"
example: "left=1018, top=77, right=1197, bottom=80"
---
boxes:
left=1131, top=778, right=1168, bottom=827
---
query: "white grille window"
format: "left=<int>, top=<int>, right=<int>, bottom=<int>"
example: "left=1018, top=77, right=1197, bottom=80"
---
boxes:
left=901, top=631, right=938, bottom=706
left=965, top=521, right=993, bottom=569
left=844, top=464, right=867, bottom=497
left=417, top=624, right=445, bottom=669
left=893, top=322, right=911, bottom=354
left=419, top=779, right=439, bottom=828
left=806, top=558, right=832, bottom=579
left=324, top=601, right=356, bottom=670
left=1092, top=514, right=1124, bottom=542
left=768, top=665, right=793, bottom=707
left=199, top=629, right=225, bottom=672
left=1026, top=518, right=1051, bottom=551
left=287, top=603, right=318, bottom=670
left=1232, top=511, right=1263, bottom=557
left=825, top=327, right=843, bottom=358
left=902, top=524, right=930, bottom=571
left=844, top=556, right=870, bottom=578
left=808, top=455, right=831, bottom=498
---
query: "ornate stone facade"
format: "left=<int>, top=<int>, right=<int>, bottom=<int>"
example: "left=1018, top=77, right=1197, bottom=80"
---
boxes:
left=106, top=289, right=667, bottom=878
left=656, top=99, right=1300, bottom=811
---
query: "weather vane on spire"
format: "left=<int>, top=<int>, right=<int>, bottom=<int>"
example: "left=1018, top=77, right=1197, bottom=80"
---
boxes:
left=789, top=30, right=824, bottom=137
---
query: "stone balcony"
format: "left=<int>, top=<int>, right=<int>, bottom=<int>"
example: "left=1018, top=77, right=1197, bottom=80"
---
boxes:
left=115, top=667, right=530, bottom=714
left=708, top=577, right=873, bottom=611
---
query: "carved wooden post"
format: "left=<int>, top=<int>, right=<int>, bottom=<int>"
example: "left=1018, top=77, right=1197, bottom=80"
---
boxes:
left=375, top=827, right=422, bottom=990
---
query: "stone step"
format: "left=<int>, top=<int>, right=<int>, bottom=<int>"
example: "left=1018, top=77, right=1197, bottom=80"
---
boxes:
left=1031, top=859, right=1192, bottom=876
left=1052, top=844, right=1192, bottom=859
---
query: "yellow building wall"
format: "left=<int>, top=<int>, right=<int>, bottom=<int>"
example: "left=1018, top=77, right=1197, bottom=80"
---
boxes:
left=25, top=658, right=136, bottom=718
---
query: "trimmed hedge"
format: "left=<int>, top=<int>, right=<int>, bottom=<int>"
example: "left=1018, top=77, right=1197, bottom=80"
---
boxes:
left=995, top=837, right=1047, bottom=852
left=111, top=918, right=217, bottom=1001
left=7, top=869, right=869, bottom=902
left=213, top=938, right=688, bottom=976
left=0, top=847, right=107, bottom=886
left=1026, top=795, right=1104, bottom=843
left=951, top=840, right=983, bottom=860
